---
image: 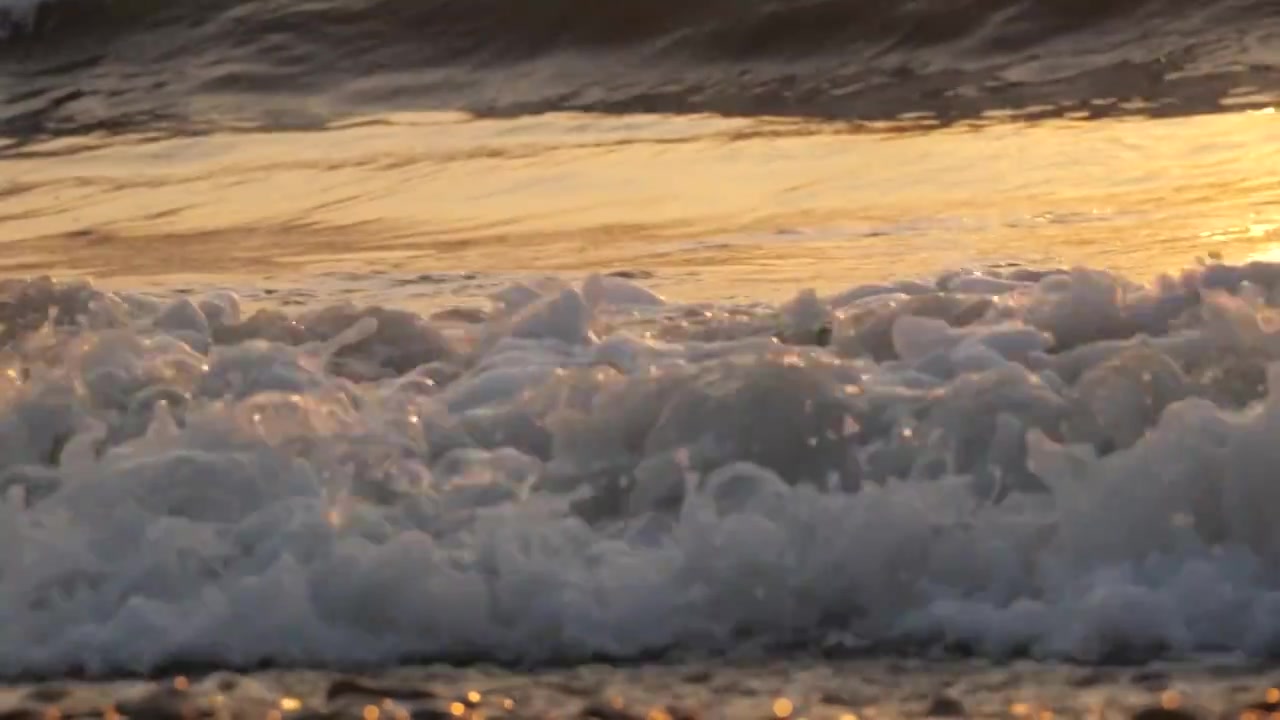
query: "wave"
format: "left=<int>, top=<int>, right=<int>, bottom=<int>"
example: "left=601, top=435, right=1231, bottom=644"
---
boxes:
left=0, top=0, right=1257, bottom=57
left=1, top=0, right=1274, bottom=140
left=4, top=262, right=1280, bottom=675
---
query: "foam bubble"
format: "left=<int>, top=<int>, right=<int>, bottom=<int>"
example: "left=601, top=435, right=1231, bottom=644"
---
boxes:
left=6, top=264, right=1280, bottom=674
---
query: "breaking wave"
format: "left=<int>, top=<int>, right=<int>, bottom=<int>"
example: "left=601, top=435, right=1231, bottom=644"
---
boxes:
left=5, top=263, right=1280, bottom=675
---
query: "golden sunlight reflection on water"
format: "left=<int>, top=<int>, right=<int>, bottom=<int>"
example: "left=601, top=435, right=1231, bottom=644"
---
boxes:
left=0, top=108, right=1277, bottom=303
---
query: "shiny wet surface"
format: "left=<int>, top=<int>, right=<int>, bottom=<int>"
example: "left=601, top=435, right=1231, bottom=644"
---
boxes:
left=1, top=107, right=1278, bottom=307
left=2, top=659, right=1279, bottom=720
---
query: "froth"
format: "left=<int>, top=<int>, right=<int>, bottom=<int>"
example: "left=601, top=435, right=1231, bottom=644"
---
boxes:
left=4, top=263, right=1280, bottom=675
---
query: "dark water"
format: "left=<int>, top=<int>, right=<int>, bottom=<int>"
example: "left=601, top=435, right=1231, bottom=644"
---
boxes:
left=1, top=0, right=1278, bottom=143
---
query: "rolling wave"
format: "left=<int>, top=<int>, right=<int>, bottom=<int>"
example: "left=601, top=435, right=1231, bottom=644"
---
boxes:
left=0, top=0, right=1258, bottom=59
left=0, top=0, right=1275, bottom=138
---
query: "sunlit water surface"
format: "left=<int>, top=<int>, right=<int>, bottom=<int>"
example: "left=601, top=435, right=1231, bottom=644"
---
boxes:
left=5, top=102, right=1280, bottom=715
left=2, top=107, right=1277, bottom=307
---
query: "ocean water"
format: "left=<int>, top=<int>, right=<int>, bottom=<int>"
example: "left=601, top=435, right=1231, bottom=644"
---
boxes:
left=3, top=0, right=1280, bottom=715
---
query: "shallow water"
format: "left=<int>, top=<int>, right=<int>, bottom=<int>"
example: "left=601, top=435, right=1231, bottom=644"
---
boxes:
left=2, top=106, right=1279, bottom=307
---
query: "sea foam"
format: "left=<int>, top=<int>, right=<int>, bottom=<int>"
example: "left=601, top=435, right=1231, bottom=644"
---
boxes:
left=2, top=264, right=1280, bottom=675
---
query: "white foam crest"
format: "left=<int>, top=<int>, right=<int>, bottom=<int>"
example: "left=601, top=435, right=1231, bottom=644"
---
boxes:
left=8, top=265, right=1280, bottom=673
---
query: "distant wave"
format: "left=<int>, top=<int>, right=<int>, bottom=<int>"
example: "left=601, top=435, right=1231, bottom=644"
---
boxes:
left=0, top=0, right=1261, bottom=58
left=0, top=0, right=1276, bottom=142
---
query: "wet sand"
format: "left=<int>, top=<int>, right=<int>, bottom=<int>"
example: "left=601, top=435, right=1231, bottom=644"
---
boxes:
left=4, top=658, right=1280, bottom=720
